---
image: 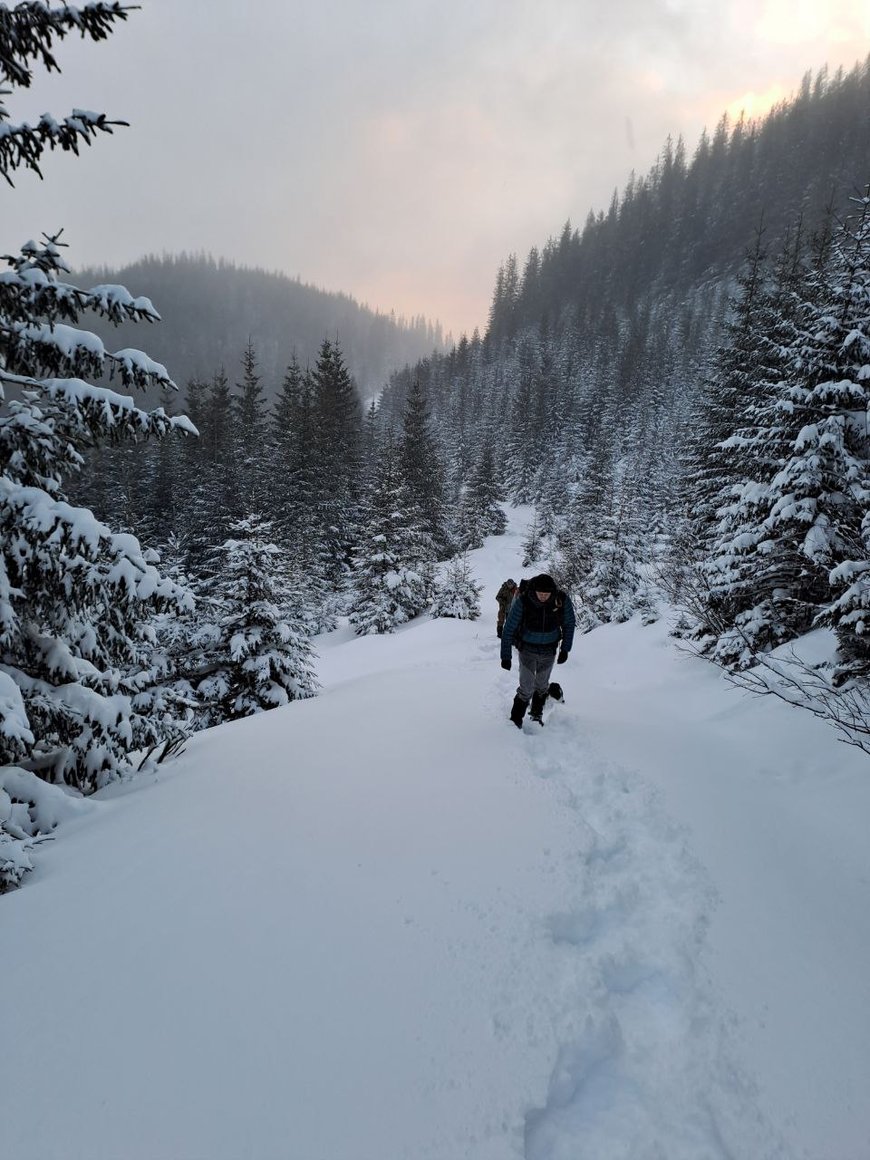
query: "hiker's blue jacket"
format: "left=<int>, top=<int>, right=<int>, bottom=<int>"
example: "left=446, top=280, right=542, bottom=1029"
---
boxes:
left=500, top=589, right=576, bottom=662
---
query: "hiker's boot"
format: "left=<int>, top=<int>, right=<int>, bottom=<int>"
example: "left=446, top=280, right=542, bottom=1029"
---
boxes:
left=509, top=695, right=528, bottom=729
left=529, top=690, right=548, bottom=724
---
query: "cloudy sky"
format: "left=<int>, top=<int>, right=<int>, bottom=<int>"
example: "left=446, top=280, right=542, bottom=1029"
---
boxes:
left=4, top=0, right=869, bottom=337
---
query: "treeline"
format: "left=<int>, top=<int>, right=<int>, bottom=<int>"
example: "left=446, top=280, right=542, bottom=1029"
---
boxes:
left=376, top=59, right=870, bottom=708
left=61, top=330, right=500, bottom=752
left=488, top=57, right=870, bottom=341
left=73, top=253, right=445, bottom=401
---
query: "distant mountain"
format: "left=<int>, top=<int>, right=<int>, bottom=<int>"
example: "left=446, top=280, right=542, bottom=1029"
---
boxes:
left=73, top=253, right=446, bottom=400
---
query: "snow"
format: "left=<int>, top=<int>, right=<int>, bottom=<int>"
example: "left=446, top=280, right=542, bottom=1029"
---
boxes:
left=111, top=347, right=175, bottom=386
left=0, top=670, right=33, bottom=747
left=16, top=321, right=106, bottom=360
left=2, top=507, right=869, bottom=1160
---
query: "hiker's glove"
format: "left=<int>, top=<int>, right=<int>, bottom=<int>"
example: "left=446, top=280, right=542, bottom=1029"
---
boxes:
left=501, top=658, right=511, bottom=671
left=557, top=649, right=568, bottom=664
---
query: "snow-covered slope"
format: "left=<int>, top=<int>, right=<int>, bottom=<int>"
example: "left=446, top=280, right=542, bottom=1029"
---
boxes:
left=3, top=509, right=869, bottom=1160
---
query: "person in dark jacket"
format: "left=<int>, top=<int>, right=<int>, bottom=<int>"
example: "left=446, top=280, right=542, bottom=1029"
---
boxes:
left=495, top=578, right=518, bottom=638
left=500, top=573, right=575, bottom=727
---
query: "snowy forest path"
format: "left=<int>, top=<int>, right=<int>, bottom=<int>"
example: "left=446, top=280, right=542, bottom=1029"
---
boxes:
left=506, top=699, right=788, bottom=1158
left=3, top=508, right=865, bottom=1158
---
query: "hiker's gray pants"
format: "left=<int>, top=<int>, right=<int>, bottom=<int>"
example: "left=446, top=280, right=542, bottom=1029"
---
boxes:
left=517, top=650, right=556, bottom=702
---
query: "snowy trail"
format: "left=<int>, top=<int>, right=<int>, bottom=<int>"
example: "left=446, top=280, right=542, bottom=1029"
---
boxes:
left=3, top=509, right=867, bottom=1159
left=515, top=709, right=782, bottom=1158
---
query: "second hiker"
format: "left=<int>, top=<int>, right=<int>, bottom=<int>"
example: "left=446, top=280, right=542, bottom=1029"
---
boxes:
left=500, top=573, right=576, bottom=728
left=495, top=578, right=518, bottom=638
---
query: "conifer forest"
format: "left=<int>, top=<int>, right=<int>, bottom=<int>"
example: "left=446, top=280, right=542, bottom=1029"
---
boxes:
left=2, top=5, right=870, bottom=888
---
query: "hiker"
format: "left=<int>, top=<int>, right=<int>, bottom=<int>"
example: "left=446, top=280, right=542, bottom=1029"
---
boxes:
left=500, top=573, right=575, bottom=727
left=495, top=578, right=518, bottom=638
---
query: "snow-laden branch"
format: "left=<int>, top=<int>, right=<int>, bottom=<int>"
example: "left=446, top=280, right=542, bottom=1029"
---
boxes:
left=726, top=645, right=870, bottom=758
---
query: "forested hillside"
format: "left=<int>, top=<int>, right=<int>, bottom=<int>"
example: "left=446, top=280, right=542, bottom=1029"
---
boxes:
left=488, top=62, right=870, bottom=340
left=74, top=253, right=444, bottom=400
left=375, top=58, right=870, bottom=690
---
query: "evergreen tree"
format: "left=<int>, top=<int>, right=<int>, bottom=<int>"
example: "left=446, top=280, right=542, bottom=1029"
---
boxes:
left=522, top=511, right=546, bottom=566
left=233, top=339, right=269, bottom=510
left=270, top=353, right=310, bottom=531
left=430, top=554, right=482, bottom=620
left=555, top=462, right=654, bottom=629
left=399, top=379, right=450, bottom=556
left=195, top=515, right=318, bottom=722
left=309, top=337, right=363, bottom=584
left=802, top=193, right=870, bottom=677
left=457, top=445, right=506, bottom=549
left=0, top=8, right=194, bottom=792
left=0, top=2, right=131, bottom=183
left=696, top=198, right=870, bottom=669
left=678, top=230, right=790, bottom=649
left=349, top=434, right=434, bottom=634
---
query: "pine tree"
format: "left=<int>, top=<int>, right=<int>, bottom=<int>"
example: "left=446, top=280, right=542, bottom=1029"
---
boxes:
left=522, top=511, right=546, bottom=566
left=188, top=368, right=240, bottom=562
left=672, top=225, right=804, bottom=662
left=430, top=554, right=482, bottom=620
left=270, top=353, right=308, bottom=531
left=349, top=434, right=434, bottom=634
left=0, top=7, right=195, bottom=791
left=805, top=192, right=870, bottom=678
left=679, top=230, right=788, bottom=648
left=233, top=339, right=269, bottom=510
left=0, top=3, right=132, bottom=183
left=555, top=463, right=653, bottom=629
left=309, top=337, right=363, bottom=584
left=457, top=445, right=506, bottom=550
left=399, top=379, right=450, bottom=556
left=195, top=515, right=318, bottom=722
left=699, top=199, right=870, bottom=669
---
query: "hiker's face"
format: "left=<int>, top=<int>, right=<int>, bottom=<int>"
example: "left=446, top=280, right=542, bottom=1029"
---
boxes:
left=535, top=590, right=552, bottom=602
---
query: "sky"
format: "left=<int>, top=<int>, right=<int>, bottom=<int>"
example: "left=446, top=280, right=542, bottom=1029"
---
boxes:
left=3, top=0, right=870, bottom=338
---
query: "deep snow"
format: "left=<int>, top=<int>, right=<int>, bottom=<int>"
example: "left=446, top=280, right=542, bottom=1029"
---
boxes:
left=3, top=507, right=869, bottom=1160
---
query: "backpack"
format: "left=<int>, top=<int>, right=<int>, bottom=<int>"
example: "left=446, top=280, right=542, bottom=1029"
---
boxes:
left=496, top=579, right=517, bottom=606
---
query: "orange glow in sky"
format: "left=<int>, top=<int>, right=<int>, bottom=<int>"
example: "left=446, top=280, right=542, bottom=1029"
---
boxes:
left=724, top=83, right=790, bottom=124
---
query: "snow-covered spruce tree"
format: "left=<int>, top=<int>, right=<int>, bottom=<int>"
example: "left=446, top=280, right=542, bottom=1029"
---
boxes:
left=399, top=378, right=451, bottom=557
left=430, top=554, right=481, bottom=620
left=687, top=227, right=808, bottom=662
left=501, top=333, right=544, bottom=503
left=704, top=200, right=870, bottom=670
left=457, top=444, right=507, bottom=550
left=349, top=433, right=435, bottom=635
left=0, top=6, right=195, bottom=794
left=309, top=337, right=363, bottom=587
left=193, top=515, right=318, bottom=723
left=522, top=511, right=546, bottom=566
left=269, top=354, right=341, bottom=633
left=270, top=353, right=310, bottom=539
left=233, top=339, right=269, bottom=511
left=0, top=3, right=132, bottom=184
left=553, top=449, right=655, bottom=630
left=808, top=191, right=870, bottom=679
